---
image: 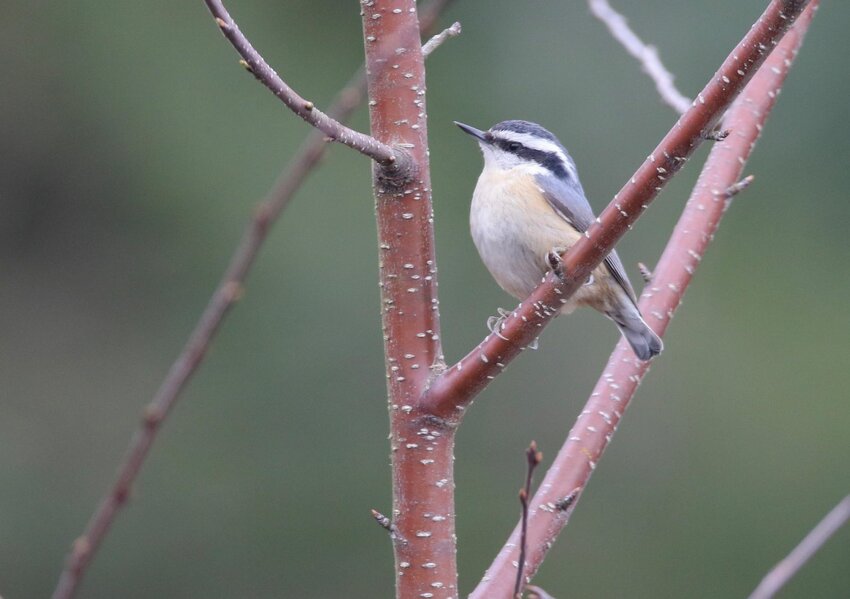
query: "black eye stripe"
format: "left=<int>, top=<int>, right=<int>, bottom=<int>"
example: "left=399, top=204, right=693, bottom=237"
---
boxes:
left=494, top=139, right=570, bottom=179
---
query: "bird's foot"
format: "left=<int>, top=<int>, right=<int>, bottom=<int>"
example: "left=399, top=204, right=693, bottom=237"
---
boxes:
left=546, top=247, right=567, bottom=281
left=486, top=307, right=540, bottom=349
left=548, top=246, right=596, bottom=286
left=486, top=307, right=511, bottom=340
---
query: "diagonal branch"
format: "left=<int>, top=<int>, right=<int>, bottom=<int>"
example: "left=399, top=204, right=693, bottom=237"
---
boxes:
left=49, top=5, right=457, bottom=599
left=203, top=0, right=397, bottom=165
left=749, top=494, right=850, bottom=599
left=424, top=0, right=811, bottom=420
left=470, top=4, right=819, bottom=595
left=589, top=0, right=691, bottom=114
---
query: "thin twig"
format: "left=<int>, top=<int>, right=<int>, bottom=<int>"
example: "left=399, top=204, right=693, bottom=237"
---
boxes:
left=588, top=0, right=691, bottom=114
left=470, top=4, right=819, bottom=595
left=204, top=0, right=397, bottom=165
left=749, top=495, right=850, bottom=599
left=371, top=508, right=394, bottom=531
left=515, top=442, right=542, bottom=599
left=703, top=128, right=731, bottom=142
left=426, top=0, right=812, bottom=419
left=50, top=5, right=457, bottom=598
left=422, top=21, right=462, bottom=55
left=725, top=174, right=755, bottom=198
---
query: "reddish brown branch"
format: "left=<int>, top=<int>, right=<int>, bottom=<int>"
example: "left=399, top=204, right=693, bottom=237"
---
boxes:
left=470, top=4, right=818, bottom=595
left=425, top=0, right=811, bottom=420
left=203, top=0, right=397, bottom=164
left=360, top=2, right=459, bottom=597
left=749, top=494, right=850, bottom=599
left=50, top=4, right=456, bottom=598
left=589, top=0, right=691, bottom=114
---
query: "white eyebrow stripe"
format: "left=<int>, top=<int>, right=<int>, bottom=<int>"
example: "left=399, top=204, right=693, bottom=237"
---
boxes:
left=492, top=130, right=576, bottom=178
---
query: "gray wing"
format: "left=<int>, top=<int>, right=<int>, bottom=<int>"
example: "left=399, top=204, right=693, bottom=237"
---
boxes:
left=538, top=173, right=638, bottom=305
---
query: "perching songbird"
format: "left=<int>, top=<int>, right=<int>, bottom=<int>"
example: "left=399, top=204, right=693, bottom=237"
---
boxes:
left=455, top=119, right=663, bottom=360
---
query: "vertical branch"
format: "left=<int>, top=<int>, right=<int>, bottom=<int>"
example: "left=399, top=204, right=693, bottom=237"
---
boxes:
left=360, top=2, right=455, bottom=598
left=471, top=4, right=818, bottom=595
left=515, top=443, right=542, bottom=598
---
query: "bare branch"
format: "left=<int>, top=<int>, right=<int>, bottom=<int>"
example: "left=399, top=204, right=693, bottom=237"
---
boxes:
left=725, top=174, right=755, bottom=198
left=371, top=508, right=394, bottom=531
left=203, top=0, right=397, bottom=165
left=516, top=442, right=543, bottom=599
left=589, top=0, right=691, bottom=114
left=703, top=127, right=731, bottom=141
left=749, top=495, right=850, bottom=599
left=49, top=3, right=457, bottom=597
left=426, top=0, right=813, bottom=420
left=422, top=21, right=462, bottom=55
left=470, top=4, right=819, bottom=595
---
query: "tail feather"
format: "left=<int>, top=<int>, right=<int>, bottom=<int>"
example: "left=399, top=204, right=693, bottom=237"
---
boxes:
left=607, top=306, right=663, bottom=361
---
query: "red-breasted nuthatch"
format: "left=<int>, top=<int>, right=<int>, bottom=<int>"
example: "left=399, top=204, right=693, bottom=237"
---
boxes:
left=456, top=119, right=663, bottom=360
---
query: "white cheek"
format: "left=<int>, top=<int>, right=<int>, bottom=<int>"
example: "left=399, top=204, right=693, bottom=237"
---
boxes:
left=480, top=145, right=521, bottom=170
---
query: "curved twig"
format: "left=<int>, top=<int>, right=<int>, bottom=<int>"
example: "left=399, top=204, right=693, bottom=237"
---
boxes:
left=470, top=3, right=818, bottom=595
left=204, top=0, right=397, bottom=165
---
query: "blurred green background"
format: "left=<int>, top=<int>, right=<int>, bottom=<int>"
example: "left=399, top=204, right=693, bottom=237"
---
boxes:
left=2, top=1, right=848, bottom=597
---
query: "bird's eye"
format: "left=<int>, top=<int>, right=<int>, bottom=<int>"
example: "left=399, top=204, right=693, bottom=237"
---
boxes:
left=507, top=142, right=521, bottom=152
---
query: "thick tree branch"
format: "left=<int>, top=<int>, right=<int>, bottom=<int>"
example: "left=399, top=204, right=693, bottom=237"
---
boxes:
left=425, top=0, right=811, bottom=420
left=470, top=4, right=818, bottom=595
left=50, top=4, right=456, bottom=598
left=749, top=494, right=850, bottom=599
left=204, top=0, right=397, bottom=165
left=589, top=0, right=691, bottom=114
left=359, top=1, right=463, bottom=596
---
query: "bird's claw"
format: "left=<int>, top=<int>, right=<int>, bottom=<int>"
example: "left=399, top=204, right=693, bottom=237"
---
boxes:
left=486, top=307, right=511, bottom=340
left=486, top=308, right=539, bottom=349
left=547, top=247, right=567, bottom=281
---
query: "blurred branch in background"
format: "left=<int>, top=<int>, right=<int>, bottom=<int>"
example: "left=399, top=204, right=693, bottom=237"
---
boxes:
left=49, top=2, right=457, bottom=598
left=471, top=3, right=819, bottom=595
left=749, top=494, right=850, bottom=599
left=588, top=0, right=691, bottom=114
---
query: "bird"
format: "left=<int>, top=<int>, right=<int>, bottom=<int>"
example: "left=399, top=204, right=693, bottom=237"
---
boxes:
left=455, top=119, right=663, bottom=360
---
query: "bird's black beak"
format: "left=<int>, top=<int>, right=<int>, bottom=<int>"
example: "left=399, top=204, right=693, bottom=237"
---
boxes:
left=454, top=121, right=489, bottom=143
